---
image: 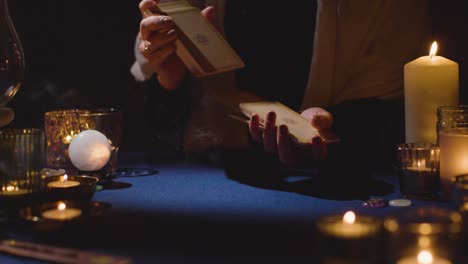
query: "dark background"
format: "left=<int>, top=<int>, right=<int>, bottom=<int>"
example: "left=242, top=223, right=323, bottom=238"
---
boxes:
left=3, top=0, right=468, bottom=153
left=5, top=1, right=146, bottom=152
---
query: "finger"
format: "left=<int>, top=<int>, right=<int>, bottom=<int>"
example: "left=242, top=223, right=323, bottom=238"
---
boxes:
left=201, top=6, right=216, bottom=24
left=249, top=114, right=263, bottom=143
left=311, top=111, right=333, bottom=132
left=277, top=125, right=298, bottom=166
left=142, top=44, right=177, bottom=70
left=263, top=111, right=278, bottom=154
left=301, top=108, right=333, bottom=132
left=311, top=136, right=327, bottom=160
left=140, top=29, right=177, bottom=54
left=140, top=15, right=175, bottom=41
left=139, top=0, right=160, bottom=17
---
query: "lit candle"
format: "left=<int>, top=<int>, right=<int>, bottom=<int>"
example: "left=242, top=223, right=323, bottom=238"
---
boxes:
left=318, top=211, right=381, bottom=238
left=397, top=250, right=452, bottom=264
left=404, top=41, right=459, bottom=143
left=68, top=129, right=111, bottom=171
left=407, top=160, right=431, bottom=172
left=316, top=211, right=384, bottom=263
left=0, top=185, right=28, bottom=196
left=47, top=174, right=80, bottom=188
left=42, top=202, right=82, bottom=221
left=439, top=128, right=468, bottom=199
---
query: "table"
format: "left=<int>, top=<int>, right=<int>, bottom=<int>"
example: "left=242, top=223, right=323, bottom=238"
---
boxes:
left=0, top=152, right=454, bottom=264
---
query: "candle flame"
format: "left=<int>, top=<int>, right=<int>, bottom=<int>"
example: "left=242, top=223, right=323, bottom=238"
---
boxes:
left=342, top=211, right=356, bottom=224
left=429, top=41, right=438, bottom=58
left=58, top=202, right=66, bottom=211
left=417, top=250, right=433, bottom=264
left=61, top=174, right=68, bottom=182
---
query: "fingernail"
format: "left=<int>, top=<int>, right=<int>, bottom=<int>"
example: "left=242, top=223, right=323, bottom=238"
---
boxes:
left=162, top=17, right=171, bottom=24
left=268, top=111, right=275, bottom=120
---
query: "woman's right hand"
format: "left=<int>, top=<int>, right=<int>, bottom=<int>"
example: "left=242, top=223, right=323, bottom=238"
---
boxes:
left=138, top=0, right=215, bottom=90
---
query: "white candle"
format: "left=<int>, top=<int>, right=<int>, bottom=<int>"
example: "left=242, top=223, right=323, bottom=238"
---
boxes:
left=42, top=202, right=82, bottom=221
left=439, top=128, right=468, bottom=198
left=47, top=174, right=80, bottom=188
left=404, top=41, right=459, bottom=143
left=397, top=250, right=452, bottom=264
left=68, top=129, right=111, bottom=171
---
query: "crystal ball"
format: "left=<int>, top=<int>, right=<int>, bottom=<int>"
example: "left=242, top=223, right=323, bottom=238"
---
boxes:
left=69, top=129, right=111, bottom=171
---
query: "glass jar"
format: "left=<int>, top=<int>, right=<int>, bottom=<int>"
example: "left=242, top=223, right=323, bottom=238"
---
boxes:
left=437, top=105, right=468, bottom=200
left=437, top=105, right=468, bottom=143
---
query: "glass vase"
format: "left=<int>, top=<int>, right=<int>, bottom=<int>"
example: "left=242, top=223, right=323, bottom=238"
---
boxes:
left=0, top=0, right=24, bottom=107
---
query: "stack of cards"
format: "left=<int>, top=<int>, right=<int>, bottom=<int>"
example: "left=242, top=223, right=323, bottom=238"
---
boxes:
left=239, top=101, right=319, bottom=144
left=238, top=101, right=340, bottom=144
left=154, top=0, right=245, bottom=77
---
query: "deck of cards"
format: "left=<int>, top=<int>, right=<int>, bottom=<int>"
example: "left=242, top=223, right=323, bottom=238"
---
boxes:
left=155, top=0, right=245, bottom=77
left=239, top=101, right=320, bottom=144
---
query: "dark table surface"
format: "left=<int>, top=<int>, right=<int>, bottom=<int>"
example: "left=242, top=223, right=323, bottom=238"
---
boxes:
left=0, top=152, right=455, bottom=264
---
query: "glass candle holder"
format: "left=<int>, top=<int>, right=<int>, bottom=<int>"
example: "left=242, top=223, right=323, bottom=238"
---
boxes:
left=384, top=207, right=462, bottom=264
left=437, top=105, right=468, bottom=200
left=451, top=174, right=468, bottom=209
left=0, top=128, right=45, bottom=207
left=316, top=211, right=384, bottom=264
left=44, top=109, right=88, bottom=173
left=44, top=109, right=123, bottom=178
left=396, top=143, right=440, bottom=199
left=459, top=201, right=468, bottom=256
left=77, top=109, right=123, bottom=177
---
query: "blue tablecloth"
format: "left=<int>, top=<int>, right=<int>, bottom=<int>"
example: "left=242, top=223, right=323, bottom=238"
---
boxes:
left=0, top=152, right=453, bottom=264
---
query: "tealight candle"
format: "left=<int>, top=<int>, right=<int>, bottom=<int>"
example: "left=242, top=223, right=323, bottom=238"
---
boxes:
left=68, top=129, right=111, bottom=172
left=397, top=143, right=440, bottom=198
left=47, top=174, right=80, bottom=188
left=316, top=211, right=384, bottom=263
left=318, top=211, right=381, bottom=238
left=397, top=250, right=452, bottom=264
left=42, top=202, right=82, bottom=221
left=0, top=185, right=28, bottom=196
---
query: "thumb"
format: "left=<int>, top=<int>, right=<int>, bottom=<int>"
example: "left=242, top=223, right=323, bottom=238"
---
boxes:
left=301, top=108, right=333, bottom=132
left=201, top=6, right=216, bottom=24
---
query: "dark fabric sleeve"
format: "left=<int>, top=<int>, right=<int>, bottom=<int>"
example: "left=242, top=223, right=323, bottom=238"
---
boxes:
left=125, top=75, right=191, bottom=161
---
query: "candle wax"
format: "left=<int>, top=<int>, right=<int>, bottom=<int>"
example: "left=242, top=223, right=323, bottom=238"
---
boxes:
left=42, top=208, right=82, bottom=221
left=0, top=189, right=28, bottom=196
left=404, top=52, right=458, bottom=143
left=318, top=215, right=380, bottom=238
left=397, top=255, right=452, bottom=264
left=47, top=180, right=80, bottom=188
left=439, top=128, right=468, bottom=198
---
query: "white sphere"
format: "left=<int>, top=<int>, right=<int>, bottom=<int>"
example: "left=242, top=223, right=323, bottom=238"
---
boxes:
left=69, top=129, right=111, bottom=171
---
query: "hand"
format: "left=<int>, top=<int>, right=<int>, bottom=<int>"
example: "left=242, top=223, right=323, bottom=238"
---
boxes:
left=249, top=107, right=334, bottom=166
left=138, top=0, right=215, bottom=90
left=0, top=107, right=14, bottom=127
